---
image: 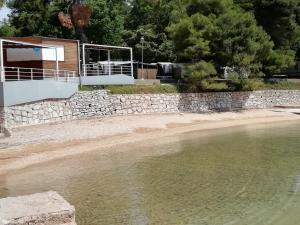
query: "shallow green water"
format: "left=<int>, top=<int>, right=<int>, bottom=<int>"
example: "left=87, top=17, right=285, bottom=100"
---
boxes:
left=1, top=122, right=300, bottom=225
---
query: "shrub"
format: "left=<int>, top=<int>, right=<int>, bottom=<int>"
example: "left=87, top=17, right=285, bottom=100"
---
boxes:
left=227, top=72, right=264, bottom=91
left=184, top=61, right=226, bottom=91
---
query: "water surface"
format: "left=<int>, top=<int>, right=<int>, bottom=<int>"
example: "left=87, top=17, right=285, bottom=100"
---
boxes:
left=1, top=122, right=300, bottom=225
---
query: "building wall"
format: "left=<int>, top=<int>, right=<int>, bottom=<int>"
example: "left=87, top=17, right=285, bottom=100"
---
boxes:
left=2, top=90, right=300, bottom=129
left=42, top=39, right=79, bottom=76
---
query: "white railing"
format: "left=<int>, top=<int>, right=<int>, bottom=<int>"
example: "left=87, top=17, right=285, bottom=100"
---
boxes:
left=82, top=63, right=132, bottom=77
left=0, top=66, right=77, bottom=82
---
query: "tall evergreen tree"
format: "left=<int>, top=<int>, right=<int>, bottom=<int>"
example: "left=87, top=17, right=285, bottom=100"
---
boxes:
left=84, top=0, right=126, bottom=45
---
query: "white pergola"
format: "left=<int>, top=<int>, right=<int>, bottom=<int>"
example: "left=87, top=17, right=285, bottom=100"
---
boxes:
left=82, top=43, right=134, bottom=77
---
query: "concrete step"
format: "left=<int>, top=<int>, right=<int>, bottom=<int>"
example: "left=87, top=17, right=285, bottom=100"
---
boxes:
left=0, top=191, right=77, bottom=225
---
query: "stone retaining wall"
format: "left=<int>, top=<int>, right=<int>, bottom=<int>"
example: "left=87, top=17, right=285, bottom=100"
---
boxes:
left=2, top=90, right=300, bottom=128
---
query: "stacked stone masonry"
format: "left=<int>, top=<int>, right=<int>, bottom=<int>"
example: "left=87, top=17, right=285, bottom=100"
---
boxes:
left=2, top=90, right=300, bottom=128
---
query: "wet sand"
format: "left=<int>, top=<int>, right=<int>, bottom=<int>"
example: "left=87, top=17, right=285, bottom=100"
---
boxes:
left=0, top=108, right=300, bottom=175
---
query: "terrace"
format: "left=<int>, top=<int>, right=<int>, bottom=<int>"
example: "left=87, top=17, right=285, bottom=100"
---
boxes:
left=81, top=43, right=134, bottom=85
left=0, top=38, right=79, bottom=106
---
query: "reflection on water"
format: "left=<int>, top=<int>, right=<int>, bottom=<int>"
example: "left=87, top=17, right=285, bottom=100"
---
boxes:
left=1, top=122, right=300, bottom=225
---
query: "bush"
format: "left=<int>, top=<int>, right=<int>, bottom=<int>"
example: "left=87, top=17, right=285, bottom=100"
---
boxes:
left=239, top=79, right=264, bottom=91
left=226, top=72, right=264, bottom=91
left=184, top=61, right=227, bottom=91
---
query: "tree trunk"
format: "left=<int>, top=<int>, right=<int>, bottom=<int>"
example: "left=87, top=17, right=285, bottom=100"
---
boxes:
left=71, top=0, right=89, bottom=44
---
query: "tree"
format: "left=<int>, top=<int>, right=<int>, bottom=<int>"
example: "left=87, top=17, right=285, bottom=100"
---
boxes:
left=235, top=0, right=299, bottom=74
left=168, top=0, right=293, bottom=76
left=84, top=0, right=125, bottom=45
left=212, top=8, right=274, bottom=76
left=7, top=0, right=74, bottom=38
left=0, top=20, right=16, bottom=37
left=168, top=0, right=232, bottom=62
left=7, top=0, right=92, bottom=42
left=186, top=0, right=233, bottom=16
left=124, top=0, right=182, bottom=62
left=124, top=24, right=176, bottom=62
left=56, top=0, right=92, bottom=43
left=236, top=0, right=300, bottom=51
left=184, top=61, right=227, bottom=91
left=167, top=13, right=215, bottom=62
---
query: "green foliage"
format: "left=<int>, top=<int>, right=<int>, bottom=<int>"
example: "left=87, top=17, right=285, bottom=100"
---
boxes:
left=80, top=84, right=179, bottom=94
left=263, top=49, right=296, bottom=74
left=236, top=0, right=300, bottom=70
left=233, top=79, right=264, bottom=91
left=226, top=72, right=264, bottom=91
left=168, top=14, right=215, bottom=62
left=261, top=80, right=300, bottom=90
left=186, top=0, right=232, bottom=16
left=254, top=0, right=300, bottom=50
left=0, top=20, right=16, bottom=37
left=123, top=0, right=181, bottom=62
left=213, top=8, right=273, bottom=74
left=184, top=61, right=226, bottom=91
left=123, top=24, right=176, bottom=62
left=1, top=0, right=300, bottom=79
left=7, top=0, right=74, bottom=38
left=85, top=0, right=126, bottom=45
left=169, top=0, right=296, bottom=77
left=80, top=80, right=300, bottom=93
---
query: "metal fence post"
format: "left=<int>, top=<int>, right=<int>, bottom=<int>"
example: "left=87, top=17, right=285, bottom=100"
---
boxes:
left=108, top=50, right=111, bottom=76
left=31, top=69, right=33, bottom=80
left=17, top=68, right=20, bottom=81
left=130, top=48, right=134, bottom=77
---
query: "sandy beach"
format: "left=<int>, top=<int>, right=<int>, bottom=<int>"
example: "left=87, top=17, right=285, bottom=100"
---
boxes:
left=0, top=108, right=300, bottom=175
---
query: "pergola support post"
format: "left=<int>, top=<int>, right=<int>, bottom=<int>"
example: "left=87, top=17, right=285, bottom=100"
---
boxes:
left=130, top=48, right=134, bottom=77
left=82, top=44, right=86, bottom=76
left=108, top=50, right=111, bottom=76
left=55, top=47, right=59, bottom=80
left=0, top=40, right=4, bottom=82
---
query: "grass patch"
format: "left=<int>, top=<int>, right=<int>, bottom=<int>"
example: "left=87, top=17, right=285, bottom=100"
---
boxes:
left=259, top=80, right=300, bottom=90
left=79, top=80, right=300, bottom=94
left=80, top=84, right=179, bottom=94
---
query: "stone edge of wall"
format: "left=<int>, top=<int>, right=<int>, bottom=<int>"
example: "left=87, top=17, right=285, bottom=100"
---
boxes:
left=0, top=191, right=76, bottom=225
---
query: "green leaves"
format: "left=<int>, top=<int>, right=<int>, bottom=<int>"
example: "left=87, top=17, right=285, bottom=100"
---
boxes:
left=84, top=0, right=125, bottom=45
left=213, top=8, right=273, bottom=71
left=168, top=0, right=296, bottom=77
left=1, top=0, right=299, bottom=77
left=184, top=61, right=221, bottom=91
left=168, top=13, right=215, bottom=62
left=7, top=0, right=74, bottom=38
